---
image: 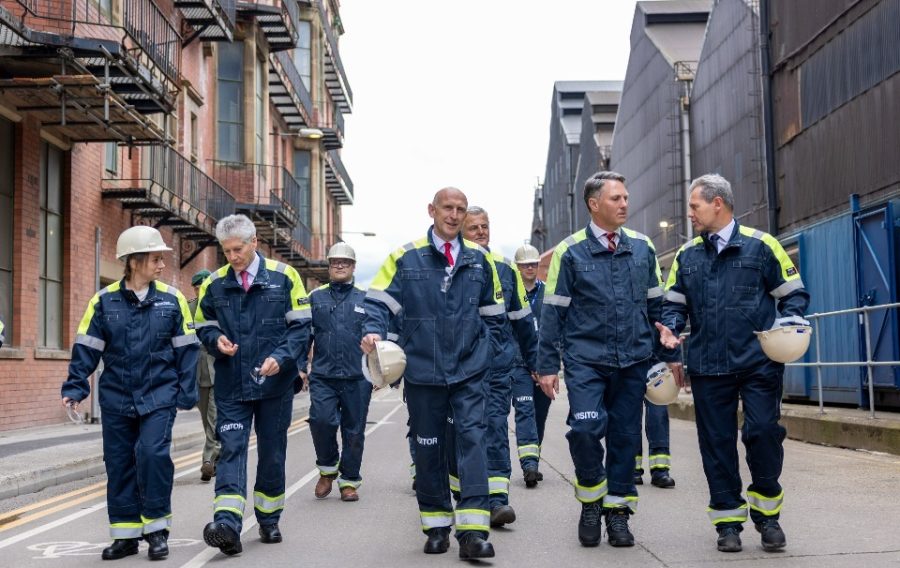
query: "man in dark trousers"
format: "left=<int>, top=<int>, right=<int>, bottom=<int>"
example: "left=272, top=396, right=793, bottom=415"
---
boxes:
left=362, top=187, right=506, bottom=560
left=189, top=269, right=220, bottom=483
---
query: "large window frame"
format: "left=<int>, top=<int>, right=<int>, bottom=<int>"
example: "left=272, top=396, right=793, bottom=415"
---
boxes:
left=295, top=20, right=312, bottom=91
left=0, top=118, right=14, bottom=342
left=217, top=42, right=244, bottom=162
left=293, top=149, right=311, bottom=227
left=39, top=142, right=64, bottom=349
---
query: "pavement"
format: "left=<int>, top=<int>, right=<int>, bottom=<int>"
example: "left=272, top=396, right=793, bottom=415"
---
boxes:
left=0, top=387, right=896, bottom=503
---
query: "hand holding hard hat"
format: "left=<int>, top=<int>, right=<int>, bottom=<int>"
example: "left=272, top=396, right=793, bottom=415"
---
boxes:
left=645, top=362, right=679, bottom=405
left=361, top=340, right=407, bottom=388
left=754, top=316, right=812, bottom=363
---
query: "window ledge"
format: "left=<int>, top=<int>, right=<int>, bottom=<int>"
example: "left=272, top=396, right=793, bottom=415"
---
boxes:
left=0, top=347, right=26, bottom=359
left=34, top=348, right=72, bottom=360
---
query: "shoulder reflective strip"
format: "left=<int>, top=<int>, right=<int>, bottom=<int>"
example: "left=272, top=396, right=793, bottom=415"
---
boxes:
left=283, top=264, right=309, bottom=309
left=747, top=490, right=784, bottom=516
left=172, top=334, right=199, bottom=348
left=253, top=491, right=286, bottom=513
left=318, top=463, right=339, bottom=475
left=387, top=332, right=400, bottom=341
left=647, top=286, right=664, bottom=299
left=420, top=511, right=454, bottom=530
left=770, top=279, right=805, bottom=299
left=286, top=307, right=312, bottom=322
left=314, top=284, right=329, bottom=292
left=488, top=477, right=509, bottom=495
left=574, top=480, right=608, bottom=503
left=337, top=477, right=362, bottom=489
left=194, top=269, right=227, bottom=325
left=369, top=241, right=418, bottom=291
left=75, top=334, right=106, bottom=351
left=75, top=293, right=103, bottom=336
left=707, top=504, right=749, bottom=524
left=484, top=253, right=506, bottom=309
left=507, top=306, right=532, bottom=321
left=622, top=227, right=654, bottom=250
left=194, top=320, right=221, bottom=329
left=603, top=495, right=639, bottom=513
left=455, top=509, right=490, bottom=532
left=213, top=494, right=246, bottom=517
left=479, top=303, right=506, bottom=317
left=173, top=288, right=197, bottom=336
left=664, top=238, right=703, bottom=291
left=366, top=289, right=402, bottom=315
left=464, top=239, right=490, bottom=257
left=648, top=454, right=671, bottom=469
left=517, top=444, right=540, bottom=459
left=741, top=226, right=800, bottom=281
left=448, top=474, right=461, bottom=492
left=545, top=230, right=587, bottom=295
left=665, top=290, right=687, bottom=305
left=109, top=523, right=143, bottom=539
left=544, top=294, right=571, bottom=307
left=141, top=515, right=172, bottom=533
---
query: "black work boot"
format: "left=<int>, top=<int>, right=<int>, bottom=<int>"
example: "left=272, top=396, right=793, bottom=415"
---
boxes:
left=203, top=521, right=242, bottom=556
left=756, top=519, right=786, bottom=551
left=145, top=530, right=169, bottom=560
left=423, top=527, right=450, bottom=554
left=490, top=505, right=516, bottom=527
left=717, top=525, right=743, bottom=552
left=605, top=508, right=635, bottom=547
left=578, top=502, right=603, bottom=547
left=101, top=538, right=139, bottom=560
left=458, top=532, right=495, bottom=559
left=524, top=468, right=540, bottom=488
left=650, top=470, right=676, bottom=488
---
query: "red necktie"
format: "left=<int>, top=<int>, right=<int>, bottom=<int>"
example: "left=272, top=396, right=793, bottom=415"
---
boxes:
left=443, top=242, right=454, bottom=267
left=240, top=270, right=250, bottom=292
left=606, top=232, right=617, bottom=252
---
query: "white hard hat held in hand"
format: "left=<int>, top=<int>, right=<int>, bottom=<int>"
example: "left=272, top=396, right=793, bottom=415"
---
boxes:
left=754, top=318, right=813, bottom=363
left=361, top=340, right=407, bottom=388
left=645, top=362, right=679, bottom=405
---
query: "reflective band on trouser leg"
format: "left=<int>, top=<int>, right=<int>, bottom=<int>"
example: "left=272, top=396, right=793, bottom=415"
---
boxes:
left=410, top=463, right=416, bottom=480
left=214, top=494, right=246, bottom=517
left=574, top=479, right=608, bottom=503
left=707, top=503, right=749, bottom=525
left=141, top=515, right=172, bottom=534
left=110, top=522, right=143, bottom=540
left=747, top=490, right=784, bottom=517
left=634, top=455, right=643, bottom=471
left=337, top=477, right=362, bottom=489
left=603, top=495, right=638, bottom=514
left=455, top=509, right=490, bottom=533
left=254, top=491, right=286, bottom=514
left=318, top=463, right=339, bottom=476
left=648, top=454, right=671, bottom=470
left=488, top=477, right=509, bottom=495
left=420, top=511, right=454, bottom=532
left=448, top=474, right=461, bottom=494
left=517, top=444, right=540, bottom=460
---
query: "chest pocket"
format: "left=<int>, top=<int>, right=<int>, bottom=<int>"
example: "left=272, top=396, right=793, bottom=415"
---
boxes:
left=400, top=269, right=429, bottom=280
left=730, top=258, right=763, bottom=290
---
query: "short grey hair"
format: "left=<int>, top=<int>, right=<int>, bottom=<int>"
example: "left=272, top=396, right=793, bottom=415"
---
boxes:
left=583, top=171, right=626, bottom=207
left=215, top=214, right=256, bottom=243
left=467, top=205, right=488, bottom=218
left=690, top=174, right=734, bottom=210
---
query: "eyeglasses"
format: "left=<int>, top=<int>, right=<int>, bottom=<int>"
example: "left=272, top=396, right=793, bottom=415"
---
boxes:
left=329, top=260, right=354, bottom=268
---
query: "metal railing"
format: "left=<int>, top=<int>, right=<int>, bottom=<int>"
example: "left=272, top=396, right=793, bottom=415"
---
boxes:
left=316, top=0, right=352, bottom=102
left=208, top=160, right=302, bottom=225
left=326, top=149, right=352, bottom=196
left=292, top=219, right=312, bottom=251
left=787, top=302, right=900, bottom=419
left=273, top=50, right=314, bottom=118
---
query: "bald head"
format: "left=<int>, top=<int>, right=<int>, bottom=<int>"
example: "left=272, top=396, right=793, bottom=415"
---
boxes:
left=432, top=187, right=467, bottom=207
left=429, top=187, right=469, bottom=241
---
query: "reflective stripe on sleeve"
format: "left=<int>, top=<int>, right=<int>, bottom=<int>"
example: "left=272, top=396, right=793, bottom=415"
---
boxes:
left=574, top=479, right=608, bottom=503
left=507, top=306, right=532, bottom=321
left=75, top=334, right=106, bottom=352
left=707, top=503, right=749, bottom=525
left=286, top=307, right=312, bottom=322
left=171, top=334, right=199, bottom=348
left=647, top=286, right=664, bottom=299
left=388, top=332, right=400, bottom=342
left=544, top=294, right=571, bottom=307
left=455, top=509, right=490, bottom=532
left=603, top=494, right=638, bottom=513
left=665, top=290, right=687, bottom=304
left=770, top=279, right=805, bottom=299
left=253, top=491, right=285, bottom=514
left=194, top=320, right=221, bottom=329
left=366, top=289, right=402, bottom=315
left=747, top=490, right=784, bottom=516
left=479, top=303, right=506, bottom=317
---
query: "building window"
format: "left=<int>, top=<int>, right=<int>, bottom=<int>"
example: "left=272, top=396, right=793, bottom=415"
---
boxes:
left=104, top=142, right=118, bottom=175
left=190, top=112, right=198, bottom=163
left=0, top=118, right=13, bottom=338
left=295, top=21, right=312, bottom=91
left=293, top=149, right=311, bottom=226
left=217, top=42, right=243, bottom=162
left=255, top=57, right=265, bottom=164
left=39, top=142, right=64, bottom=349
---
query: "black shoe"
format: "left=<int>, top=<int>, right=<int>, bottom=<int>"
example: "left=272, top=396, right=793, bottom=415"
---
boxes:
left=259, top=523, right=282, bottom=544
left=536, top=471, right=544, bottom=481
left=756, top=519, right=786, bottom=551
left=490, top=505, right=516, bottom=527
left=634, top=474, right=644, bottom=485
left=200, top=461, right=215, bottom=482
left=717, top=526, right=743, bottom=552
left=578, top=502, right=603, bottom=547
left=423, top=527, right=451, bottom=554
left=101, top=539, right=139, bottom=560
left=203, top=521, right=242, bottom=556
left=458, top=533, right=495, bottom=559
left=605, top=509, right=635, bottom=547
left=145, top=530, right=169, bottom=560
left=651, top=471, right=676, bottom=488
left=524, top=469, right=539, bottom=488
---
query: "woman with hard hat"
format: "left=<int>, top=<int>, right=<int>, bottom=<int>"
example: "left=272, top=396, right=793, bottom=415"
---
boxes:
left=61, top=226, right=199, bottom=561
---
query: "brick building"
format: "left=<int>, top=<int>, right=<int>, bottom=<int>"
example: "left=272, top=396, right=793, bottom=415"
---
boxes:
left=0, top=0, right=354, bottom=430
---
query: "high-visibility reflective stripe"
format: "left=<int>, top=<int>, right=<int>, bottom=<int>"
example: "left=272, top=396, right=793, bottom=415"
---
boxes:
left=545, top=230, right=588, bottom=295
left=74, top=334, right=106, bottom=351
left=448, top=474, right=460, bottom=493
left=488, top=477, right=509, bottom=495
left=388, top=332, right=400, bottom=342
left=370, top=239, right=427, bottom=293
left=770, top=279, right=805, bottom=299
left=141, top=515, right=172, bottom=533
left=739, top=225, right=802, bottom=283
left=214, top=494, right=246, bottom=517
left=747, top=490, right=784, bottom=516
left=647, top=286, right=664, bottom=299
left=337, top=477, right=362, bottom=489
left=649, top=454, right=671, bottom=470
left=479, top=303, right=505, bottom=317
left=517, top=444, right=540, bottom=459
left=254, top=491, right=285, bottom=513
left=167, top=286, right=197, bottom=336
left=318, top=463, right=339, bottom=476
left=194, top=320, right=221, bottom=329
left=409, top=463, right=416, bottom=479
left=707, top=504, right=749, bottom=525
left=544, top=294, right=571, bottom=307
left=455, top=509, right=490, bottom=532
left=110, top=522, right=143, bottom=539
left=366, top=289, right=402, bottom=315
left=634, top=455, right=643, bottom=470
left=172, top=334, right=199, bottom=348
left=420, top=511, right=454, bottom=531
left=286, top=307, right=312, bottom=322
left=665, top=290, right=687, bottom=304
left=603, top=495, right=638, bottom=513
left=507, top=307, right=532, bottom=321
left=574, top=480, right=608, bottom=503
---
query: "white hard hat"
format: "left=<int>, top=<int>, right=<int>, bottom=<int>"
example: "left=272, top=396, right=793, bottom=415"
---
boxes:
left=115, top=226, right=173, bottom=260
left=361, top=340, right=407, bottom=388
left=754, top=324, right=813, bottom=363
left=514, top=244, right=541, bottom=264
left=327, top=242, right=356, bottom=262
left=645, top=362, right=679, bottom=405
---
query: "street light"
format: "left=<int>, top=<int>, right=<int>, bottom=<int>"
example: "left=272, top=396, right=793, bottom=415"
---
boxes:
left=341, top=230, right=376, bottom=237
left=659, top=220, right=670, bottom=229
left=273, top=128, right=324, bottom=139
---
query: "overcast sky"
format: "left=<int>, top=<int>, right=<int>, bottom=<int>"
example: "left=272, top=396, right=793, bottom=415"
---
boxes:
left=339, top=0, right=647, bottom=285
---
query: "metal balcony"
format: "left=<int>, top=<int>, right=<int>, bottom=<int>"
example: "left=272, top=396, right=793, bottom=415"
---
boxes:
left=237, top=0, right=298, bottom=52
left=316, top=0, right=351, bottom=113
left=323, top=149, right=352, bottom=205
left=176, top=0, right=236, bottom=43
left=269, top=50, right=314, bottom=130
left=101, top=145, right=236, bottom=267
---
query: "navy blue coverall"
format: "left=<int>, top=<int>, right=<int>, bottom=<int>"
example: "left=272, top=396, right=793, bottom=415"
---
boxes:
left=526, top=281, right=553, bottom=446
left=194, top=253, right=311, bottom=534
left=62, top=280, right=199, bottom=539
left=635, top=401, right=672, bottom=478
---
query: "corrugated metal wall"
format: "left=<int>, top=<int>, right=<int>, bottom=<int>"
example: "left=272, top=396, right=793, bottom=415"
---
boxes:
left=770, top=0, right=861, bottom=65
left=573, top=99, right=601, bottom=233
left=533, top=90, right=575, bottom=252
